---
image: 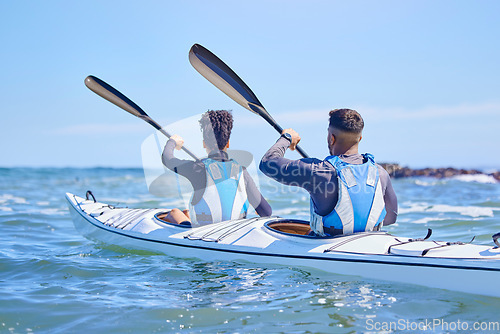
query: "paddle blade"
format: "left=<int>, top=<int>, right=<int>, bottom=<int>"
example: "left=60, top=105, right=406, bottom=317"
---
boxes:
left=189, top=44, right=309, bottom=159
left=494, top=232, right=500, bottom=247
left=85, top=75, right=200, bottom=161
left=85, top=75, right=149, bottom=118
left=189, top=44, right=267, bottom=116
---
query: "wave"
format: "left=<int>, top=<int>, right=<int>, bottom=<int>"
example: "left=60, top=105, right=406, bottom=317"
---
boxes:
left=411, top=175, right=498, bottom=186
left=399, top=202, right=498, bottom=218
left=451, top=174, right=498, bottom=184
left=0, top=194, right=27, bottom=204
left=414, top=179, right=442, bottom=187
left=407, top=217, right=451, bottom=225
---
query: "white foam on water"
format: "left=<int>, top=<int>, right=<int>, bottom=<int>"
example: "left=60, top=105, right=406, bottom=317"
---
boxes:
left=359, top=286, right=371, bottom=295
left=433, top=204, right=494, bottom=217
left=40, top=208, right=66, bottom=216
left=414, top=179, right=440, bottom=187
left=398, top=202, right=430, bottom=214
left=399, top=202, right=496, bottom=218
left=36, top=201, right=50, bottom=206
left=411, top=217, right=450, bottom=225
left=0, top=194, right=27, bottom=204
left=0, top=206, right=13, bottom=212
left=452, top=174, right=498, bottom=184
left=412, top=175, right=498, bottom=185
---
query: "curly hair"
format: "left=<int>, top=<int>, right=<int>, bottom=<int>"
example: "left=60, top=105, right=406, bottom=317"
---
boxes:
left=199, top=110, right=233, bottom=150
left=328, top=108, right=364, bottom=133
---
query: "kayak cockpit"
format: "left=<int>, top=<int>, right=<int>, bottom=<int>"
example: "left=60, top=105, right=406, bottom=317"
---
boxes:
left=265, top=219, right=319, bottom=238
left=154, top=212, right=192, bottom=228
left=265, top=219, right=388, bottom=240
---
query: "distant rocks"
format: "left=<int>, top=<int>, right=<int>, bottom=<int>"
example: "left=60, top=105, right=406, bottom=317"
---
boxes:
left=379, top=163, right=500, bottom=182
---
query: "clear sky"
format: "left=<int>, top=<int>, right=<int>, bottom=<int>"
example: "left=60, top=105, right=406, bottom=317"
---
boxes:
left=1, top=0, right=499, bottom=169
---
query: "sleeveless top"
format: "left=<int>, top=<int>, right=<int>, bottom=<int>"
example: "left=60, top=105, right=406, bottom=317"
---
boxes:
left=190, top=158, right=249, bottom=226
left=310, top=154, right=386, bottom=236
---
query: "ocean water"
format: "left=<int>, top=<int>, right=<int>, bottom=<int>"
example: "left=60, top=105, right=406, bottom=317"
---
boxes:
left=1, top=167, right=500, bottom=333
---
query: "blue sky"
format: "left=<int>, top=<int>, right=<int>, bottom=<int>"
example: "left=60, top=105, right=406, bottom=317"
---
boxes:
left=1, top=1, right=499, bottom=169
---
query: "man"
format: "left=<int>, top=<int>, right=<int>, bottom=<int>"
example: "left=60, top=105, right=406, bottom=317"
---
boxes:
left=162, top=110, right=272, bottom=226
left=259, top=108, right=397, bottom=236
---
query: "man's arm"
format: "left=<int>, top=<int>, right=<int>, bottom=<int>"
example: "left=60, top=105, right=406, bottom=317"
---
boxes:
left=378, top=167, right=398, bottom=226
left=242, top=168, right=272, bottom=217
left=162, top=138, right=202, bottom=183
left=259, top=137, right=317, bottom=188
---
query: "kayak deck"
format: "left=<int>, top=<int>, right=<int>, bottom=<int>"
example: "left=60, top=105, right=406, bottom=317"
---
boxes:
left=66, top=192, right=500, bottom=297
left=67, top=192, right=500, bottom=260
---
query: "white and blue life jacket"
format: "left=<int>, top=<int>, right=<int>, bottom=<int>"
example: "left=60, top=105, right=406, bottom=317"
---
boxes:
left=190, top=158, right=249, bottom=226
left=310, top=154, right=386, bottom=236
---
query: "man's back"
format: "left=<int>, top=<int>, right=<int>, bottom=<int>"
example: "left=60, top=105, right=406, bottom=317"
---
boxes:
left=259, top=137, right=397, bottom=228
left=163, top=140, right=272, bottom=223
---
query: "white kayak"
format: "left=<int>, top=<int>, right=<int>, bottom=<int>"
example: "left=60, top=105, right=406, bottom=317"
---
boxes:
left=66, top=192, right=500, bottom=298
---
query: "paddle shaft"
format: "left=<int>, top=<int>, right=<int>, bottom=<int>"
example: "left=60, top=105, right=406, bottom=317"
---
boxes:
left=84, top=75, right=200, bottom=161
left=250, top=103, right=309, bottom=158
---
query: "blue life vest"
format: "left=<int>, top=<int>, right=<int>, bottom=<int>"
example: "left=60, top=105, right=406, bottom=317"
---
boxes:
left=190, top=158, right=249, bottom=226
left=310, top=154, right=386, bottom=236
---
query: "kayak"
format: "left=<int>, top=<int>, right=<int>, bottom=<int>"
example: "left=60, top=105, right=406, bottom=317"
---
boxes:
left=66, top=192, right=500, bottom=298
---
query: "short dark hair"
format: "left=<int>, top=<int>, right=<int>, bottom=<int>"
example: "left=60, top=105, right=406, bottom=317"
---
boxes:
left=328, top=109, right=364, bottom=133
left=199, top=110, right=233, bottom=150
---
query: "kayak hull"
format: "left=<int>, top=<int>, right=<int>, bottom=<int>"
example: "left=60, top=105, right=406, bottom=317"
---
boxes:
left=66, top=193, right=500, bottom=297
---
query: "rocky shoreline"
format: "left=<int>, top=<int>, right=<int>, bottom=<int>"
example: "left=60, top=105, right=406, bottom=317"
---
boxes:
left=379, top=163, right=500, bottom=182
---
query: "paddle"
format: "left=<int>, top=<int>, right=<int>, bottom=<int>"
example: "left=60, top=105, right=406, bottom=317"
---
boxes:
left=84, top=75, right=200, bottom=161
left=189, top=44, right=310, bottom=159
left=494, top=232, right=500, bottom=247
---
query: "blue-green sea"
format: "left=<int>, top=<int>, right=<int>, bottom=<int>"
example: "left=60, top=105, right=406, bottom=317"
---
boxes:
left=1, top=167, right=500, bottom=333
